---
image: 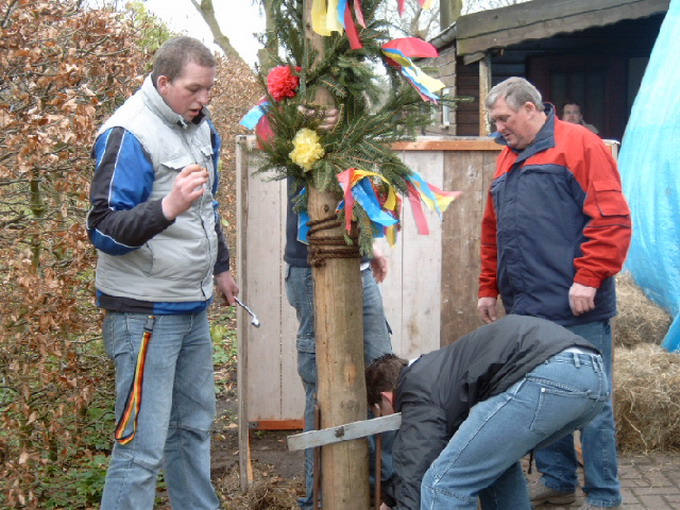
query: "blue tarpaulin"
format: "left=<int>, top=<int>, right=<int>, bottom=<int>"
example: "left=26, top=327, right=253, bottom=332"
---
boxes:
left=618, top=0, right=680, bottom=352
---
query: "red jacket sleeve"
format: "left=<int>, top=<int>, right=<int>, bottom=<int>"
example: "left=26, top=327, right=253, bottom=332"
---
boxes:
left=569, top=134, right=632, bottom=288
left=479, top=179, right=500, bottom=298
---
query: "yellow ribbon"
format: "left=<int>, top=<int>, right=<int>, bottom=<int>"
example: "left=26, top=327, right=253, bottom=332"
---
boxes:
left=312, top=0, right=344, bottom=37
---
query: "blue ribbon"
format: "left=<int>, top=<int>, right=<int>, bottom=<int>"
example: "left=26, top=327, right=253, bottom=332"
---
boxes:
left=239, top=101, right=270, bottom=130
left=338, top=0, right=348, bottom=27
left=353, top=178, right=399, bottom=227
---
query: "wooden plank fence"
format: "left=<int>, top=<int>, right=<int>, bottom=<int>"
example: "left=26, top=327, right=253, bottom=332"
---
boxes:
left=236, top=136, right=501, bottom=433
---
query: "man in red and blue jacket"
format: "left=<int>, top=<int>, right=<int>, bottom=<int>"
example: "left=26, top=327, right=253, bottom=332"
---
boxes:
left=478, top=77, right=631, bottom=510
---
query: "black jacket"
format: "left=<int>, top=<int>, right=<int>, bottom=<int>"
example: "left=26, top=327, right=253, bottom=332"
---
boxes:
left=390, top=315, right=597, bottom=509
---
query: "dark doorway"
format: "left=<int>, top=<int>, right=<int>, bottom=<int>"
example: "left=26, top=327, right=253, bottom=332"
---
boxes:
left=530, top=55, right=627, bottom=141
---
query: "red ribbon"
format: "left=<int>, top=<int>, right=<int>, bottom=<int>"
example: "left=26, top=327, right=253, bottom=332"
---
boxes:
left=344, top=4, right=363, bottom=49
left=406, top=182, right=430, bottom=235
left=383, top=37, right=440, bottom=59
left=338, top=168, right=357, bottom=231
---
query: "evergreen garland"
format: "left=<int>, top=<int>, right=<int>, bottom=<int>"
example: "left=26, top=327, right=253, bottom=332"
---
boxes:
left=252, top=0, right=457, bottom=255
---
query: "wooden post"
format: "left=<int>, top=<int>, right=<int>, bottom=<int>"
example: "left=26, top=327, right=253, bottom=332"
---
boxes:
left=479, top=53, right=491, bottom=136
left=303, top=2, right=370, bottom=509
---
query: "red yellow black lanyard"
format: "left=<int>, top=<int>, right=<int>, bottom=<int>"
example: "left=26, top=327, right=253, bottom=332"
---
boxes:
left=114, top=315, right=156, bottom=445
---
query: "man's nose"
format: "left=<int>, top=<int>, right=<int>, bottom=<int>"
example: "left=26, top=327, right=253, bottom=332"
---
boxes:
left=197, top=89, right=210, bottom=105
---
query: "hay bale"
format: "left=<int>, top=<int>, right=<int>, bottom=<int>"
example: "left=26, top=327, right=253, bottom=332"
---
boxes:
left=614, top=343, right=680, bottom=453
left=614, top=272, right=671, bottom=347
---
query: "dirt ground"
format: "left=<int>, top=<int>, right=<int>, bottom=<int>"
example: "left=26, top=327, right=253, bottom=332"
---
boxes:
left=210, top=365, right=306, bottom=509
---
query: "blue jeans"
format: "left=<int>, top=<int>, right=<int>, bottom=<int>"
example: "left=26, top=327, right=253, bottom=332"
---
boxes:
left=420, top=350, right=609, bottom=510
left=285, top=265, right=394, bottom=509
left=100, top=311, right=220, bottom=510
left=535, top=320, right=622, bottom=507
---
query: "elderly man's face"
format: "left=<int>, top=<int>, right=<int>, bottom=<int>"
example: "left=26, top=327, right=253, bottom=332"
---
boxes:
left=562, top=104, right=583, bottom=124
left=489, top=96, right=537, bottom=150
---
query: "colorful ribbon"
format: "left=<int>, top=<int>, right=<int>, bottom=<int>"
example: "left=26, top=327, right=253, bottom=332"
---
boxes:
left=407, top=170, right=461, bottom=218
left=240, top=100, right=270, bottom=130
left=336, top=168, right=462, bottom=244
left=114, top=316, right=155, bottom=445
left=382, top=38, right=445, bottom=103
left=312, top=0, right=364, bottom=49
left=295, top=166, right=461, bottom=245
left=338, top=168, right=399, bottom=235
left=407, top=173, right=461, bottom=235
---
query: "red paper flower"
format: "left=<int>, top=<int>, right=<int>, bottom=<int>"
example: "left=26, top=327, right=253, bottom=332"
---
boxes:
left=267, top=65, right=301, bottom=102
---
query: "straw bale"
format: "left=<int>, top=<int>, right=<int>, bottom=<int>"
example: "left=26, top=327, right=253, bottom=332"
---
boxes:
left=614, top=343, right=680, bottom=453
left=614, top=272, right=671, bottom=347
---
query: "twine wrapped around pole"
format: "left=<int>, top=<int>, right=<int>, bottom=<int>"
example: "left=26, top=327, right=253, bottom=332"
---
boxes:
left=307, top=216, right=361, bottom=267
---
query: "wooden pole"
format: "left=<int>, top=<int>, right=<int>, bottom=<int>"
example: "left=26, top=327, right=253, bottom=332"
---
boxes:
left=302, top=2, right=370, bottom=509
left=479, top=53, right=492, bottom=136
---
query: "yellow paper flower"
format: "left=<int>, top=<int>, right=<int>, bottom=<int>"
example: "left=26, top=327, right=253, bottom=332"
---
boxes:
left=289, top=128, right=325, bottom=171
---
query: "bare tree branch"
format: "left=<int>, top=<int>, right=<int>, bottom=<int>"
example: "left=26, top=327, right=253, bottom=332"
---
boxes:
left=189, top=0, right=247, bottom=65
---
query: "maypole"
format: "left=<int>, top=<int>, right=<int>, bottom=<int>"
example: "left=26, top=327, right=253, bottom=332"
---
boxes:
left=241, top=0, right=463, bottom=506
left=302, top=2, right=370, bottom=508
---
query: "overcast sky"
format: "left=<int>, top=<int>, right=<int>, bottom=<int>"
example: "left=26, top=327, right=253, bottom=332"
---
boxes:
left=138, top=0, right=533, bottom=66
left=142, top=0, right=266, bottom=66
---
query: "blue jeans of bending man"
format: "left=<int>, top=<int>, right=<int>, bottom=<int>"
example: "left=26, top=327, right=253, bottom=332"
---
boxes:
left=285, top=265, right=394, bottom=509
left=534, top=319, right=622, bottom=507
left=420, top=350, right=609, bottom=510
left=100, top=311, right=220, bottom=510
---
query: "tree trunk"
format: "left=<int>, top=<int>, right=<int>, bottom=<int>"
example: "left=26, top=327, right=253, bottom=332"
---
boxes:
left=302, top=2, right=370, bottom=509
left=440, top=0, right=463, bottom=28
left=190, top=0, right=247, bottom=65
left=258, top=0, right=278, bottom=72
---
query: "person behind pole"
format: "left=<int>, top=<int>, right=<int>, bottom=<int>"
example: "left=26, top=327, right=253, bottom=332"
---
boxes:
left=562, top=101, right=599, bottom=135
left=87, top=36, right=238, bottom=510
left=284, top=180, right=395, bottom=508
left=478, top=77, right=631, bottom=510
left=365, top=315, right=610, bottom=510
left=256, top=103, right=395, bottom=507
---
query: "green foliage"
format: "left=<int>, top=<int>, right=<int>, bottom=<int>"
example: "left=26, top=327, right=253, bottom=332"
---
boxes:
left=125, top=1, right=174, bottom=55
left=255, top=0, right=459, bottom=255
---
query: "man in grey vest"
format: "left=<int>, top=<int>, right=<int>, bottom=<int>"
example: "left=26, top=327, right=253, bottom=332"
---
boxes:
left=87, top=36, right=238, bottom=510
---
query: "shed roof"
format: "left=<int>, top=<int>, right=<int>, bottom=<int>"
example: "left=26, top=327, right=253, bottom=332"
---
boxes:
left=434, top=0, right=669, bottom=58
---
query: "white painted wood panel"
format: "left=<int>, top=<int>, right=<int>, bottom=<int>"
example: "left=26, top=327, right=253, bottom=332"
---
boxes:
left=237, top=137, right=493, bottom=425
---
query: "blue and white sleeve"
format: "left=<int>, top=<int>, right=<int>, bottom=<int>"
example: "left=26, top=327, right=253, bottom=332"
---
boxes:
left=87, top=127, right=172, bottom=255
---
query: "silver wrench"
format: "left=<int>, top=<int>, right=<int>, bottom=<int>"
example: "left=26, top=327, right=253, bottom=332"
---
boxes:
left=234, top=297, right=261, bottom=328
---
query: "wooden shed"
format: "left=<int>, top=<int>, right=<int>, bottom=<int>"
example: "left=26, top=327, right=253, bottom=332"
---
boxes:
left=426, top=0, right=669, bottom=140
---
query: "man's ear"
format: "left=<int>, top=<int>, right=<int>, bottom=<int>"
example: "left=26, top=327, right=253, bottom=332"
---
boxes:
left=523, top=101, right=537, bottom=115
left=157, top=75, right=169, bottom=95
left=379, top=391, right=395, bottom=415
